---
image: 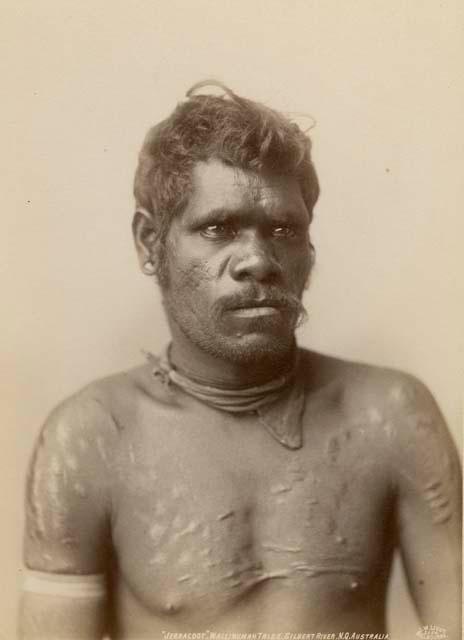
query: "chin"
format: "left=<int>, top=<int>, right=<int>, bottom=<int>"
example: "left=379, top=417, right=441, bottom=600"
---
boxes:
left=201, top=331, right=295, bottom=366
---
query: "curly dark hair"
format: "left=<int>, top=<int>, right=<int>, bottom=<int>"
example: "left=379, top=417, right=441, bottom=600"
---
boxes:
left=134, top=80, right=319, bottom=277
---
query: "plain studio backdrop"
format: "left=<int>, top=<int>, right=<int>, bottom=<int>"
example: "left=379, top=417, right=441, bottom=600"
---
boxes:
left=1, top=2, right=463, bottom=638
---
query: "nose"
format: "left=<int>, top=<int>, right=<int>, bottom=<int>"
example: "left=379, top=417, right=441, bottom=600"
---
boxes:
left=229, top=232, right=282, bottom=282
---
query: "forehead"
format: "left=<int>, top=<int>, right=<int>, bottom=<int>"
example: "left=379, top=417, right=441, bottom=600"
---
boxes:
left=182, top=159, right=309, bottom=221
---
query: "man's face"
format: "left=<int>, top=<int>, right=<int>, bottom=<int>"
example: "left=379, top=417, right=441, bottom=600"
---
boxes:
left=161, top=159, right=312, bottom=365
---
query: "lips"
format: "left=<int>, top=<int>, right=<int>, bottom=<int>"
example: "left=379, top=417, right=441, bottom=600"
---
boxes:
left=225, top=299, right=288, bottom=319
left=230, top=306, right=281, bottom=318
left=227, top=299, right=287, bottom=311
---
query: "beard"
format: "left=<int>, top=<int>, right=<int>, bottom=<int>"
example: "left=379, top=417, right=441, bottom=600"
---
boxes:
left=163, top=283, right=308, bottom=367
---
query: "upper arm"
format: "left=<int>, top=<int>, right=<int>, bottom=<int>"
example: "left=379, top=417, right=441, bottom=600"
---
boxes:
left=19, top=589, right=108, bottom=640
left=20, top=389, right=117, bottom=639
left=389, top=375, right=462, bottom=636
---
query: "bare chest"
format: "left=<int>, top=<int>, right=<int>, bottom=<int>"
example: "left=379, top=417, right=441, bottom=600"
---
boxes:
left=109, top=404, right=393, bottom=619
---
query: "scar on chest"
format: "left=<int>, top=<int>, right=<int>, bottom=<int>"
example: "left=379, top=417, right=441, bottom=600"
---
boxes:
left=217, top=510, right=234, bottom=520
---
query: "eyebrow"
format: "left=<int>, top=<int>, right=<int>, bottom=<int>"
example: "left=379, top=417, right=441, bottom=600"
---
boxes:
left=192, top=207, right=233, bottom=225
left=188, top=206, right=308, bottom=227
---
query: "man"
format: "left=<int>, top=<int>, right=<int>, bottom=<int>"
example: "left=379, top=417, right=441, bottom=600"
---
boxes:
left=20, top=81, right=461, bottom=639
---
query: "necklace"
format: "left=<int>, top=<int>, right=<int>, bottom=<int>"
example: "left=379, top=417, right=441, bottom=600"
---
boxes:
left=145, top=345, right=306, bottom=450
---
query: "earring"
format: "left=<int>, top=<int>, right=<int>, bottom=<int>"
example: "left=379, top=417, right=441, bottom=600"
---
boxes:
left=143, top=260, right=156, bottom=275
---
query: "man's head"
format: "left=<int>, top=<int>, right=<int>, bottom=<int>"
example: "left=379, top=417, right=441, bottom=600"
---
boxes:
left=133, top=81, right=319, bottom=366
left=133, top=81, right=319, bottom=283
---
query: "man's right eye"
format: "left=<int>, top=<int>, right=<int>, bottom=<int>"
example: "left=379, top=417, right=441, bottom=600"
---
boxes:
left=200, top=224, right=236, bottom=239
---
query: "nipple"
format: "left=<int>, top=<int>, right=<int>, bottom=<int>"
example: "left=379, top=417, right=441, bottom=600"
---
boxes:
left=163, top=601, right=181, bottom=615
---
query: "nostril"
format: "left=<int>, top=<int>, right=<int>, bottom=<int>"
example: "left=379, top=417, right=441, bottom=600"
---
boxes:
left=230, top=250, right=281, bottom=281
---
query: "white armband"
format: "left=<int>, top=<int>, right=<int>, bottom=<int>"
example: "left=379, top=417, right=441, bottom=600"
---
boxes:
left=22, top=570, right=107, bottom=598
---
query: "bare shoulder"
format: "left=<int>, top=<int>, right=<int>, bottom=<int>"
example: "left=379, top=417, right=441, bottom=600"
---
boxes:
left=299, top=347, right=461, bottom=491
left=299, top=347, right=444, bottom=418
left=27, top=360, right=171, bottom=495
left=35, top=369, right=134, bottom=449
left=30, top=354, right=178, bottom=485
left=24, top=362, right=164, bottom=573
left=37, top=359, right=167, bottom=440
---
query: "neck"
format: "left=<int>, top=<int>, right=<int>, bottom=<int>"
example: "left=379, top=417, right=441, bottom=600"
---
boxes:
left=168, top=328, right=297, bottom=389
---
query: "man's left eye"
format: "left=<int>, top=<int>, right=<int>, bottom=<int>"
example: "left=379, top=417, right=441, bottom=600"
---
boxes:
left=271, top=225, right=296, bottom=238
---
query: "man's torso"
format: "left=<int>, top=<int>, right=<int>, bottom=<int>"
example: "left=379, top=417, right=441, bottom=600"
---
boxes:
left=90, top=350, right=399, bottom=637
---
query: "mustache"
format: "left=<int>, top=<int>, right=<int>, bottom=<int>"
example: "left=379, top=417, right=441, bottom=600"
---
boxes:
left=215, top=287, right=308, bottom=326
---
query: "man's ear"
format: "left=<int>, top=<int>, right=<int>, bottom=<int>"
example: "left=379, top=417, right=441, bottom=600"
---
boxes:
left=132, top=208, right=159, bottom=275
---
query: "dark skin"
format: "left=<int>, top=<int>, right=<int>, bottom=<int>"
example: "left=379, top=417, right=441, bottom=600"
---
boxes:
left=20, top=160, right=461, bottom=639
